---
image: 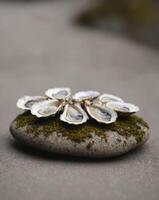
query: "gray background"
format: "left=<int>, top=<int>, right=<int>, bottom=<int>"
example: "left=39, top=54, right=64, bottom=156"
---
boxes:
left=0, top=1, right=159, bottom=200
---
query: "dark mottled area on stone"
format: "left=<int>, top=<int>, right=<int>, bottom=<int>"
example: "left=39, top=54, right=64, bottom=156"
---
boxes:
left=13, top=111, right=149, bottom=144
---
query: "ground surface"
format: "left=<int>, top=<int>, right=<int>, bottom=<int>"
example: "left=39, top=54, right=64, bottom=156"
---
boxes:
left=0, top=1, right=159, bottom=200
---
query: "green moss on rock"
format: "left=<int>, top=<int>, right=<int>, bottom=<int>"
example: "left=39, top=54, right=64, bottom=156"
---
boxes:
left=14, top=111, right=149, bottom=144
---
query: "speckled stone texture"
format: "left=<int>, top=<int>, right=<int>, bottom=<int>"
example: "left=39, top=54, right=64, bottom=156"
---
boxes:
left=10, top=112, right=150, bottom=158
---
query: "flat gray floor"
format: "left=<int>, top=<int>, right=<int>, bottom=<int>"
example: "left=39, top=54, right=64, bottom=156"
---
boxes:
left=0, top=1, right=159, bottom=200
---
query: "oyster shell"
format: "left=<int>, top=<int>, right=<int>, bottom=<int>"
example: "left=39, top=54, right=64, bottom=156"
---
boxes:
left=73, top=91, right=100, bottom=102
left=107, top=102, right=139, bottom=116
left=31, top=99, right=62, bottom=118
left=86, top=104, right=117, bottom=124
left=60, top=103, right=88, bottom=125
left=98, top=94, right=124, bottom=104
left=45, top=88, right=71, bottom=100
left=16, top=96, right=47, bottom=110
left=16, top=88, right=140, bottom=125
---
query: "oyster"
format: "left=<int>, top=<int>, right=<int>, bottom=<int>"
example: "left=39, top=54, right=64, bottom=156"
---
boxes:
left=31, top=99, right=62, bottom=118
left=73, top=91, right=100, bottom=102
left=60, top=103, right=88, bottom=125
left=45, top=88, right=71, bottom=100
left=98, top=94, right=124, bottom=104
left=85, top=104, right=117, bottom=124
left=16, top=96, right=47, bottom=110
left=16, top=88, right=140, bottom=125
left=107, top=102, right=139, bottom=116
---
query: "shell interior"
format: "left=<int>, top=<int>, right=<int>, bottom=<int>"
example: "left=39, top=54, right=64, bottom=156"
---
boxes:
left=31, top=99, right=62, bottom=117
left=45, top=88, right=71, bottom=100
left=73, top=91, right=100, bottom=102
left=16, top=96, right=47, bottom=110
left=107, top=102, right=139, bottom=113
left=60, top=103, right=88, bottom=125
left=98, top=94, right=124, bottom=104
left=86, top=104, right=117, bottom=124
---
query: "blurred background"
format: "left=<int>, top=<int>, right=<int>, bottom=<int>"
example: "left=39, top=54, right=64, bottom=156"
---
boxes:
left=0, top=1, right=159, bottom=200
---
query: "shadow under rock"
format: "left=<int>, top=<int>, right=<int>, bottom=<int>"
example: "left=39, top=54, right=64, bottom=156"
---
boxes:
left=8, top=137, right=150, bottom=163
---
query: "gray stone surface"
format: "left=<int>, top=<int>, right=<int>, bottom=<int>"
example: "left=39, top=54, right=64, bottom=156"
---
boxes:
left=10, top=116, right=149, bottom=158
left=0, top=1, right=159, bottom=200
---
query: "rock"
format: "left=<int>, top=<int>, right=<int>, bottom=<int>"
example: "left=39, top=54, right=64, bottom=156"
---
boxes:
left=10, top=112, right=150, bottom=158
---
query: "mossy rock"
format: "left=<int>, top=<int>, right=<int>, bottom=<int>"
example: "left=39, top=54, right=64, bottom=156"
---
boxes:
left=77, top=0, right=159, bottom=49
left=10, top=111, right=150, bottom=158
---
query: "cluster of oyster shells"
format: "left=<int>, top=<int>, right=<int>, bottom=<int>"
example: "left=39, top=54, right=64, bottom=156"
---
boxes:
left=17, top=88, right=139, bottom=125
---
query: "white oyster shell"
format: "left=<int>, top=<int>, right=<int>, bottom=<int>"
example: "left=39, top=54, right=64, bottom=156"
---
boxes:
left=60, top=103, right=88, bottom=125
left=16, top=96, right=47, bottom=110
left=73, top=91, right=100, bottom=102
left=107, top=102, right=139, bottom=115
left=45, top=88, right=71, bottom=100
left=31, top=99, right=62, bottom=118
left=86, top=104, right=117, bottom=124
left=98, top=94, right=124, bottom=104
